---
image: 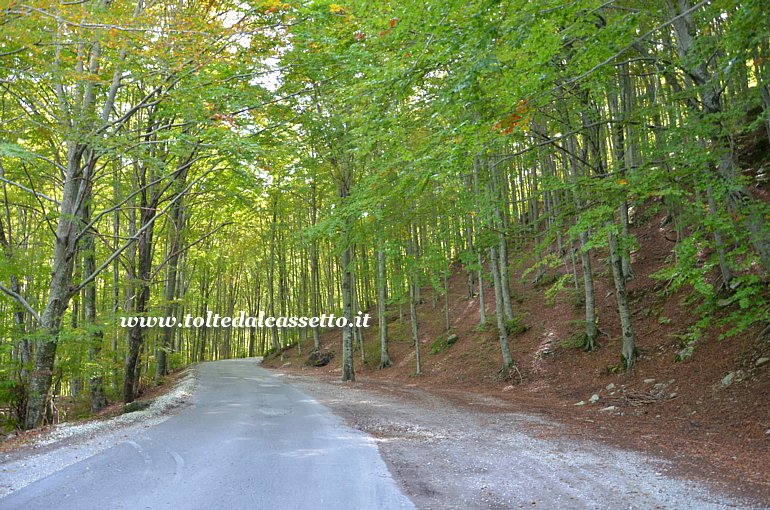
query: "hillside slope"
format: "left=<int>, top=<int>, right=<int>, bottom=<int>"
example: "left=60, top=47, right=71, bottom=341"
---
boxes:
left=265, top=204, right=770, bottom=499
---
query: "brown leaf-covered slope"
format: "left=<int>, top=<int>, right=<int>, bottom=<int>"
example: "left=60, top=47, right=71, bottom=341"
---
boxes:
left=265, top=204, right=770, bottom=499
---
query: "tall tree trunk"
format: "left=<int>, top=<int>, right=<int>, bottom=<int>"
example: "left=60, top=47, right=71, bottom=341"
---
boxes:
left=124, top=208, right=153, bottom=403
left=472, top=156, right=486, bottom=325
left=377, top=245, right=391, bottom=368
left=267, top=195, right=280, bottom=353
left=310, top=182, right=321, bottom=351
left=409, top=224, right=421, bottom=376
left=340, top=244, right=355, bottom=381
left=156, top=170, right=187, bottom=379
left=490, top=161, right=514, bottom=320
left=25, top=142, right=86, bottom=429
left=490, top=245, right=513, bottom=370
left=561, top=112, right=598, bottom=351
left=464, top=174, right=475, bottom=299
left=83, top=197, right=107, bottom=412
left=608, top=229, right=636, bottom=369
left=338, top=163, right=355, bottom=382
left=618, top=62, right=636, bottom=280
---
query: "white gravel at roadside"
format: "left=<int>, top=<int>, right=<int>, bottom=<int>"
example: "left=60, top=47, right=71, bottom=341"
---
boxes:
left=0, top=369, right=196, bottom=497
left=278, top=372, right=767, bottom=510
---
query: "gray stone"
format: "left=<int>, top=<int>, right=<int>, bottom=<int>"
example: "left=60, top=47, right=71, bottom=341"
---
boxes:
left=600, top=406, right=617, bottom=412
left=589, top=394, right=600, bottom=404
left=755, top=357, right=769, bottom=368
left=123, top=400, right=152, bottom=414
left=720, top=372, right=735, bottom=389
left=643, top=378, right=655, bottom=384
left=606, top=383, right=616, bottom=390
left=574, top=401, right=586, bottom=406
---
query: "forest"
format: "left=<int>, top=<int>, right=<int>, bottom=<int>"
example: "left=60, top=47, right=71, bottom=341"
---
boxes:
left=0, top=0, right=769, bottom=438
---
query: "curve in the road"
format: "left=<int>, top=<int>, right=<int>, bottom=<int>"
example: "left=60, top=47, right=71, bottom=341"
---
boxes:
left=1, top=359, right=414, bottom=510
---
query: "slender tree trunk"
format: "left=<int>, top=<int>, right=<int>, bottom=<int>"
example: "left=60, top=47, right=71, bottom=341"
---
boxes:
left=82, top=197, right=107, bottom=412
left=443, top=271, right=450, bottom=332
left=490, top=245, right=513, bottom=370
left=472, top=156, right=486, bottom=325
left=619, top=62, right=636, bottom=280
left=608, top=229, right=636, bottom=369
left=124, top=205, right=153, bottom=403
left=268, top=195, right=280, bottom=353
left=310, top=183, right=321, bottom=351
left=156, top=171, right=187, bottom=379
left=340, top=244, right=355, bottom=381
left=561, top=112, right=598, bottom=351
left=464, top=176, right=475, bottom=299
left=409, top=223, right=421, bottom=375
left=377, top=245, right=391, bottom=368
left=338, top=162, right=355, bottom=382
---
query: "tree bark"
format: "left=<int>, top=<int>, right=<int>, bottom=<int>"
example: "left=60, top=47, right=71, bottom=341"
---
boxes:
left=24, top=142, right=85, bottom=429
left=608, top=229, right=636, bottom=369
left=409, top=223, right=421, bottom=376
left=377, top=245, right=391, bottom=368
left=267, top=195, right=280, bottom=353
left=82, top=197, right=108, bottom=412
left=490, top=245, right=513, bottom=369
left=156, top=169, right=187, bottom=379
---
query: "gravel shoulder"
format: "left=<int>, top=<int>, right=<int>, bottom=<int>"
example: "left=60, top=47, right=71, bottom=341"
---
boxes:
left=0, top=369, right=196, bottom=497
left=276, top=370, right=768, bottom=510
left=2, top=362, right=766, bottom=509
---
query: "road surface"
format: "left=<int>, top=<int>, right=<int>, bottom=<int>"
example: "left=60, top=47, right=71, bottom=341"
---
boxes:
left=0, top=359, right=414, bottom=510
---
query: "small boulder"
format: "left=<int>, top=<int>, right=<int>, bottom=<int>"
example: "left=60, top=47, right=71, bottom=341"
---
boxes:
left=720, top=372, right=735, bottom=389
left=643, top=378, right=655, bottom=384
left=606, top=383, right=616, bottom=391
left=600, top=406, right=617, bottom=412
left=305, top=351, right=334, bottom=367
left=589, top=394, right=600, bottom=404
left=755, top=357, right=769, bottom=368
left=574, top=401, right=586, bottom=406
left=123, top=400, right=152, bottom=414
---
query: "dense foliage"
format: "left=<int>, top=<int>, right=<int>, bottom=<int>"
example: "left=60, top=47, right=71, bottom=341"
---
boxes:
left=1, top=0, right=769, bottom=429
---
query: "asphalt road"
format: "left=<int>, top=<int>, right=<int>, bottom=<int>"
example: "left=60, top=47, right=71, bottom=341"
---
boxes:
left=1, top=359, right=414, bottom=510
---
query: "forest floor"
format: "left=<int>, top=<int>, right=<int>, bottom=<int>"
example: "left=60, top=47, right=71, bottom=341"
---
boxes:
left=263, top=204, right=770, bottom=505
left=276, top=368, right=764, bottom=509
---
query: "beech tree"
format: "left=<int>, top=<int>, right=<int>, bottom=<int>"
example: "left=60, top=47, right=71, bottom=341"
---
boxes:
left=3, top=0, right=770, bottom=429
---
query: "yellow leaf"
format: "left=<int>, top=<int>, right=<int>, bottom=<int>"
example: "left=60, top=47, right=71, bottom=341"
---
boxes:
left=329, top=4, right=346, bottom=14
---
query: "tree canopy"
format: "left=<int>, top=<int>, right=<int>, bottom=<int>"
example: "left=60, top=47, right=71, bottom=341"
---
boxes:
left=2, top=0, right=770, bottom=429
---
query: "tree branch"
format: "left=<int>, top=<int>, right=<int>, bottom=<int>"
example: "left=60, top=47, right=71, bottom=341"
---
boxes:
left=0, top=282, right=41, bottom=324
left=68, top=168, right=214, bottom=298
